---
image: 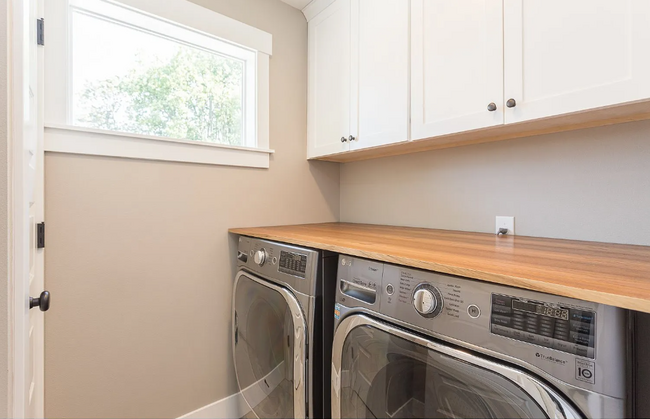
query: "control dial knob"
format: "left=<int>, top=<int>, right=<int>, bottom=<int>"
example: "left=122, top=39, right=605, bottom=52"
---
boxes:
left=412, top=284, right=444, bottom=318
left=253, top=249, right=268, bottom=266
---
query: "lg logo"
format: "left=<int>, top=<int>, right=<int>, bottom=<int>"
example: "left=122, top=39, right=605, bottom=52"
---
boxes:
left=535, top=352, right=541, bottom=358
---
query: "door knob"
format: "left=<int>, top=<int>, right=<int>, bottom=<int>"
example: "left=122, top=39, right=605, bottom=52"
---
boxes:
left=348, top=135, right=356, bottom=142
left=506, top=98, right=517, bottom=108
left=30, top=291, right=50, bottom=312
left=340, top=136, right=347, bottom=143
left=487, top=102, right=497, bottom=112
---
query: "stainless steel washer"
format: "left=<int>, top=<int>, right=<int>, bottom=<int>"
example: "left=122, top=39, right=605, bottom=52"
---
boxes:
left=233, top=237, right=337, bottom=419
left=332, top=256, right=628, bottom=418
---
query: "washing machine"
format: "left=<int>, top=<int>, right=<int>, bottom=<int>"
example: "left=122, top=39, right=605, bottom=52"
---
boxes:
left=331, top=256, right=628, bottom=418
left=233, top=237, right=337, bottom=418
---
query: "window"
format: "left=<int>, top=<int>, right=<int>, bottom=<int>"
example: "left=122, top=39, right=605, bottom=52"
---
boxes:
left=45, top=0, right=273, bottom=167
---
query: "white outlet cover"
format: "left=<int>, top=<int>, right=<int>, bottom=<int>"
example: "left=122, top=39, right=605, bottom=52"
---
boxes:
left=496, top=216, right=515, bottom=235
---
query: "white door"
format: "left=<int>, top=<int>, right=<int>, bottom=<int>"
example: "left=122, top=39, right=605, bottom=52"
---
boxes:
left=410, top=0, right=504, bottom=141
left=504, top=0, right=650, bottom=124
left=349, top=0, right=409, bottom=151
left=12, top=0, right=46, bottom=416
left=307, top=0, right=351, bottom=158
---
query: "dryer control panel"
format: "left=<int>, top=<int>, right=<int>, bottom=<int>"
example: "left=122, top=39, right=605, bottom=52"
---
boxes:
left=490, top=294, right=595, bottom=359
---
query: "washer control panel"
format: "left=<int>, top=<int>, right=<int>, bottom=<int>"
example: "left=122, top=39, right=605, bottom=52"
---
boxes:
left=490, top=294, right=596, bottom=359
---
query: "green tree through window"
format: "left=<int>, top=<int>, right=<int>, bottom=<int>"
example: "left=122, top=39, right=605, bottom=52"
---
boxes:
left=76, top=47, right=245, bottom=146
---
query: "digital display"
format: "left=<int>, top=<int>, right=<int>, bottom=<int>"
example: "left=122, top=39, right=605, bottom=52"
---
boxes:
left=512, top=299, right=569, bottom=321
left=491, top=294, right=596, bottom=359
left=278, top=251, right=307, bottom=278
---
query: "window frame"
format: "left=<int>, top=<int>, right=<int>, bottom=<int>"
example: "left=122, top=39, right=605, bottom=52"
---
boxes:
left=44, top=0, right=273, bottom=168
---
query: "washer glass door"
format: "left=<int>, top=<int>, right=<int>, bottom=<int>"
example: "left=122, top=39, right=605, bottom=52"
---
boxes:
left=233, top=272, right=307, bottom=419
left=332, top=315, right=580, bottom=419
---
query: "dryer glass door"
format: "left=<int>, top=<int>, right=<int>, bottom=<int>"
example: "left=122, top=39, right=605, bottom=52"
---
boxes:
left=332, top=315, right=580, bottom=419
left=233, top=272, right=307, bottom=419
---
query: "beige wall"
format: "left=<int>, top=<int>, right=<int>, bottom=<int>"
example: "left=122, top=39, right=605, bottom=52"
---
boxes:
left=43, top=1, right=339, bottom=418
left=341, top=120, right=650, bottom=246
left=1, top=0, right=9, bottom=415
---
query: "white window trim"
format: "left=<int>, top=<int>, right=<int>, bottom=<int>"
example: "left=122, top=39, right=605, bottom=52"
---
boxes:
left=44, top=0, right=272, bottom=168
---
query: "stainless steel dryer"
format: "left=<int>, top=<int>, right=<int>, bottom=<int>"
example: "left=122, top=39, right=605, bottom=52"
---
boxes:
left=233, top=237, right=337, bottom=419
left=332, top=256, right=628, bottom=419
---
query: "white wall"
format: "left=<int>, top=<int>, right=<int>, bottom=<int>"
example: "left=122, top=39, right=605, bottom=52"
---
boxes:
left=341, top=120, right=650, bottom=246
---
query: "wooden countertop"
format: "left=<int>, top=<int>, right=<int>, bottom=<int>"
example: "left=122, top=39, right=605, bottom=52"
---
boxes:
left=229, top=223, right=650, bottom=313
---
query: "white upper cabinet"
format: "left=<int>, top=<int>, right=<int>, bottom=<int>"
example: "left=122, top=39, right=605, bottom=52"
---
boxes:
left=349, top=0, right=409, bottom=151
left=504, top=0, right=650, bottom=124
left=411, top=0, right=504, bottom=141
left=307, top=0, right=650, bottom=161
left=308, top=0, right=351, bottom=158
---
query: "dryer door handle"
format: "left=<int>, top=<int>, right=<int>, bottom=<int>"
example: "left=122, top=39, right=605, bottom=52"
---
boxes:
left=234, top=310, right=238, bottom=346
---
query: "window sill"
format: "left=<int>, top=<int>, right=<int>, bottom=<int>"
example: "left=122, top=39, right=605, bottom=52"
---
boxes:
left=44, top=124, right=273, bottom=168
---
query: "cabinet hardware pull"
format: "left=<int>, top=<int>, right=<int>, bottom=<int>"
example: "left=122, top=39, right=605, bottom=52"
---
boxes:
left=341, top=137, right=347, bottom=143
left=487, top=102, right=497, bottom=112
left=506, top=99, right=517, bottom=108
left=348, top=135, right=356, bottom=142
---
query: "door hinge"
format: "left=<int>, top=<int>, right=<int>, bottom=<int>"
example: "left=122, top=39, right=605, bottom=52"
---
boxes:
left=37, top=18, right=44, bottom=46
left=37, top=222, right=45, bottom=249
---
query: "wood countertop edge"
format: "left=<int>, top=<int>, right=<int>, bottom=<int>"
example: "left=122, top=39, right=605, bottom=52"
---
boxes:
left=229, top=227, right=650, bottom=313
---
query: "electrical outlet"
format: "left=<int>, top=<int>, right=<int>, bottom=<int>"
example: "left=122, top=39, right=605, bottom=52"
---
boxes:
left=496, top=216, right=515, bottom=235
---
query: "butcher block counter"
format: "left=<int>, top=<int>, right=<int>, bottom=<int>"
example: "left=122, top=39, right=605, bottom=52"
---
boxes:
left=229, top=223, right=650, bottom=313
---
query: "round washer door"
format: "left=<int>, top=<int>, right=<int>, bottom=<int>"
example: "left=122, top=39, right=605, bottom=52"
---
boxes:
left=331, top=314, right=582, bottom=419
left=233, top=271, right=307, bottom=419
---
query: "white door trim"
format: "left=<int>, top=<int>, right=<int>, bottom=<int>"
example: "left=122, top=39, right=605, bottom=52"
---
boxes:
left=8, top=0, right=45, bottom=416
left=9, top=0, right=27, bottom=415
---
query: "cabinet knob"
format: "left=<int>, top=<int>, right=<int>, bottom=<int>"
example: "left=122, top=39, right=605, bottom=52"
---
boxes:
left=487, top=102, right=497, bottom=112
left=506, top=98, right=517, bottom=108
left=341, top=136, right=347, bottom=143
left=348, top=135, right=356, bottom=142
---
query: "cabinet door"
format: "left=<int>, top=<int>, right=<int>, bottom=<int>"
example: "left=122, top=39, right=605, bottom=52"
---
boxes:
left=504, top=0, right=650, bottom=124
left=349, top=0, right=409, bottom=151
left=308, top=0, right=351, bottom=158
left=411, top=0, right=504, bottom=141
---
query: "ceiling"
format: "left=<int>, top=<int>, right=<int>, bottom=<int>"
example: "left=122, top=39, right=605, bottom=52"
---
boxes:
left=280, top=0, right=313, bottom=10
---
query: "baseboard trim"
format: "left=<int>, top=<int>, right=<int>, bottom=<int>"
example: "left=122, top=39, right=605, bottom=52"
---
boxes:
left=178, top=392, right=250, bottom=419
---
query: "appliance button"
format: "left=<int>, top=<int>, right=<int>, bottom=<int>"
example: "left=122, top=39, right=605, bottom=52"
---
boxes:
left=575, top=346, right=590, bottom=358
left=492, top=294, right=512, bottom=307
left=553, top=339, right=574, bottom=353
left=570, top=331, right=594, bottom=347
left=491, top=305, right=512, bottom=315
left=467, top=304, right=481, bottom=319
left=522, top=332, right=538, bottom=344
left=513, top=322, right=526, bottom=331
left=539, top=325, right=553, bottom=335
left=538, top=336, right=554, bottom=348
left=571, top=320, right=592, bottom=334
left=570, top=309, right=595, bottom=324
left=386, top=284, right=395, bottom=296
left=491, top=324, right=513, bottom=338
left=272, top=257, right=278, bottom=265
left=492, top=314, right=511, bottom=327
